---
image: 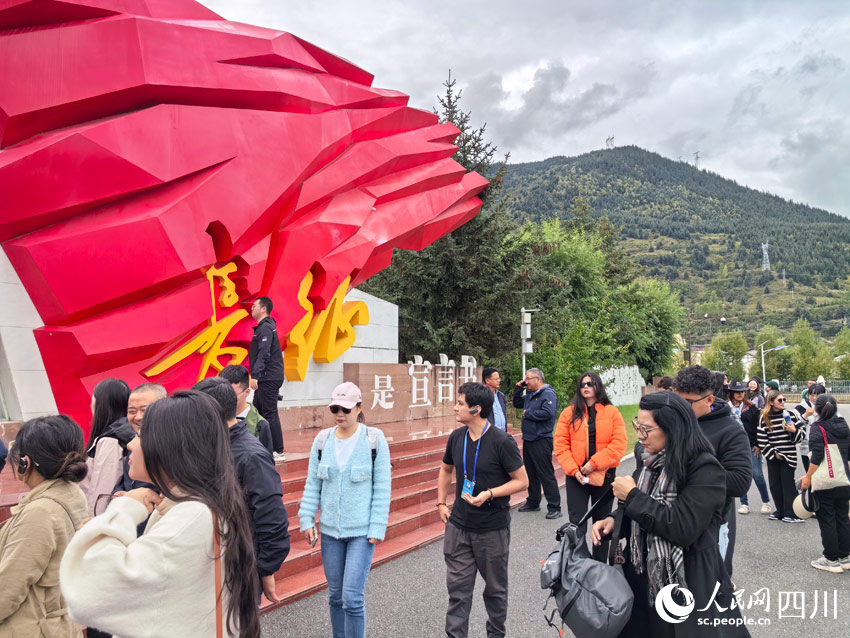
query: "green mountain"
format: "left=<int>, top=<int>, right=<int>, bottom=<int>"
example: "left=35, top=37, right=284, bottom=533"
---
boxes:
left=502, top=146, right=850, bottom=341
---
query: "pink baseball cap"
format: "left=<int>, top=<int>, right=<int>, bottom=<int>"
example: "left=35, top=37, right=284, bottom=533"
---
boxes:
left=329, top=382, right=362, bottom=409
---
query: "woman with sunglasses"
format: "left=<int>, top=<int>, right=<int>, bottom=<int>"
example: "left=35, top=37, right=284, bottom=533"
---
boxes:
left=756, top=389, right=806, bottom=523
left=591, top=392, right=748, bottom=637
left=554, top=371, right=627, bottom=561
left=298, top=382, right=391, bottom=638
left=0, top=415, right=89, bottom=637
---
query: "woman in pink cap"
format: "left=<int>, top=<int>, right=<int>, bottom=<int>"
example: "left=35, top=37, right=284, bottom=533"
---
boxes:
left=298, top=382, right=391, bottom=638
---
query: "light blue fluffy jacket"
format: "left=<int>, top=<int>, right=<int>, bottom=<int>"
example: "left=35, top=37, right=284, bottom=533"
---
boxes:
left=298, top=424, right=392, bottom=540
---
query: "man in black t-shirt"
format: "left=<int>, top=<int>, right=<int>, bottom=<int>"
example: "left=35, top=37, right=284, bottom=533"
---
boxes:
left=437, top=382, right=528, bottom=638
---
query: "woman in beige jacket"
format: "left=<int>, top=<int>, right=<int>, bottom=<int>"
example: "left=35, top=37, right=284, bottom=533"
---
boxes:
left=0, top=415, right=89, bottom=637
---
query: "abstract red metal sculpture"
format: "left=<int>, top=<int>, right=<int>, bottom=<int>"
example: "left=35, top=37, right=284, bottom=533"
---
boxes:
left=0, top=0, right=488, bottom=432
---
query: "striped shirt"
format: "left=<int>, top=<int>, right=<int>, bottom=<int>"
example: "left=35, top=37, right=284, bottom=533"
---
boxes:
left=757, top=409, right=805, bottom=468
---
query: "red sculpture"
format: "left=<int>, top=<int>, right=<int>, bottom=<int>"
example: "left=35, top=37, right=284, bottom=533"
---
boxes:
left=0, top=0, right=487, bottom=432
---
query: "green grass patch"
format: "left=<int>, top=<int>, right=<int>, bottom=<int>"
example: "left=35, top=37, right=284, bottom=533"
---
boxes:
left=617, top=404, right=639, bottom=456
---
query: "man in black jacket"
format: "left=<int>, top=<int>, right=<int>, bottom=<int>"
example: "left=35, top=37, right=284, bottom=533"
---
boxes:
left=194, top=378, right=290, bottom=604
left=513, top=368, right=561, bottom=518
left=249, top=296, right=286, bottom=462
left=675, top=365, right=752, bottom=577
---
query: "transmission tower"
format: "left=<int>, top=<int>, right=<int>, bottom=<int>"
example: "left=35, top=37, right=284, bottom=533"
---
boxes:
left=761, top=242, right=771, bottom=271
left=693, top=151, right=700, bottom=169
left=782, top=268, right=787, bottom=287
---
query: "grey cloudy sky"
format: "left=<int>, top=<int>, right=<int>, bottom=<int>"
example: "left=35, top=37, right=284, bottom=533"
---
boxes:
left=202, top=0, right=850, bottom=216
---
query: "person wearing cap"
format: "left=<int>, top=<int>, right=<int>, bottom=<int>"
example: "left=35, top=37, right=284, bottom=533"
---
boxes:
left=765, top=379, right=780, bottom=392
left=298, top=382, right=391, bottom=638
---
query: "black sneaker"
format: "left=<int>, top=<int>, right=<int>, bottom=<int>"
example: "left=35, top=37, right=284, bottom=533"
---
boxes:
left=518, top=503, right=541, bottom=512
left=545, top=510, right=563, bottom=520
left=767, top=513, right=780, bottom=521
left=782, top=516, right=806, bottom=523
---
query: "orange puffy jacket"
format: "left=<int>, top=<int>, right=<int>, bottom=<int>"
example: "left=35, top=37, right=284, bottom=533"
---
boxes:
left=554, top=403, right=627, bottom=486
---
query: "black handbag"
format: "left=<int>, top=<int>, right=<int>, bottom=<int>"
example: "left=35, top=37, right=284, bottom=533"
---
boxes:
left=540, top=489, right=634, bottom=637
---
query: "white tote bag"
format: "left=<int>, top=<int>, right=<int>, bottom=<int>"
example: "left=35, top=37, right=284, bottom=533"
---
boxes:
left=811, top=426, right=850, bottom=491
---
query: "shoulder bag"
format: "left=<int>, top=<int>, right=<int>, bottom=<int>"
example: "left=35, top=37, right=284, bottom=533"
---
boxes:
left=811, top=426, right=850, bottom=491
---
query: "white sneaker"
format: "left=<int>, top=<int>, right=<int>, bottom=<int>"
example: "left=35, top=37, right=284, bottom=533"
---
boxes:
left=738, top=504, right=750, bottom=515
left=273, top=451, right=286, bottom=463
left=760, top=503, right=772, bottom=515
left=811, top=556, right=843, bottom=573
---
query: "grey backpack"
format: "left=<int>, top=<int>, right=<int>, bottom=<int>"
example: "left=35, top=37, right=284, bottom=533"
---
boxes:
left=540, top=489, right=634, bottom=637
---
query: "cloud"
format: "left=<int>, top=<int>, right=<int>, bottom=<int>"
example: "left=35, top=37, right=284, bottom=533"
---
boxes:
left=199, top=0, right=850, bottom=215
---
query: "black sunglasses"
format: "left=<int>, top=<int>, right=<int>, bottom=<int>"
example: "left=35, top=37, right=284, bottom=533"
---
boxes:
left=580, top=381, right=595, bottom=388
left=329, top=405, right=352, bottom=414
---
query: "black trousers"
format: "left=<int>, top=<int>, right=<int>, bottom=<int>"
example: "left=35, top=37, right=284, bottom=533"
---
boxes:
left=522, top=437, right=561, bottom=512
left=765, top=458, right=796, bottom=519
left=254, top=380, right=284, bottom=453
left=814, top=488, right=850, bottom=561
left=564, top=469, right=615, bottom=561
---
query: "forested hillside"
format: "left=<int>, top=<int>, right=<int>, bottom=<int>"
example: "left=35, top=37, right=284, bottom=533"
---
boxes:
left=502, top=146, right=850, bottom=341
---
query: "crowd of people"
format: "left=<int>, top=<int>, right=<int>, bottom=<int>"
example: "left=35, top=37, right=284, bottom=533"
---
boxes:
left=1, top=334, right=849, bottom=637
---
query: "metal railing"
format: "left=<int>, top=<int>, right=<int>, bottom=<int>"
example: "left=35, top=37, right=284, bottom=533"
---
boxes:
left=778, top=380, right=850, bottom=402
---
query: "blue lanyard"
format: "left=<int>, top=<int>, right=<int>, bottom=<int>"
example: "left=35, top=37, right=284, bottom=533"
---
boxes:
left=463, top=423, right=489, bottom=481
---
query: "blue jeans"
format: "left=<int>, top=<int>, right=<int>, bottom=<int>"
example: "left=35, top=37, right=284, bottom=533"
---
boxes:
left=740, top=450, right=770, bottom=505
left=321, top=534, right=375, bottom=638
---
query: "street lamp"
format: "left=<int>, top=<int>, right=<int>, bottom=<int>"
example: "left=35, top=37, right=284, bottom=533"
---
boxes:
left=758, top=341, right=789, bottom=382
left=520, top=306, right=541, bottom=377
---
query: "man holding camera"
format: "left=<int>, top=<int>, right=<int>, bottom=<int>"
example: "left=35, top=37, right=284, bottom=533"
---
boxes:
left=513, top=368, right=561, bottom=519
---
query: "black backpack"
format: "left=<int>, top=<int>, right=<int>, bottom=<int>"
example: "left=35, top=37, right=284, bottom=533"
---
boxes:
left=540, top=489, right=634, bottom=637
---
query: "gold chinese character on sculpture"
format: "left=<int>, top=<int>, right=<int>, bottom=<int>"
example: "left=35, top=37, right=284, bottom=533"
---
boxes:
left=284, top=272, right=369, bottom=381
left=144, top=262, right=249, bottom=381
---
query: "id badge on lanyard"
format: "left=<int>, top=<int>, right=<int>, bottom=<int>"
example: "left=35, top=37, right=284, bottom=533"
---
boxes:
left=462, top=423, right=489, bottom=500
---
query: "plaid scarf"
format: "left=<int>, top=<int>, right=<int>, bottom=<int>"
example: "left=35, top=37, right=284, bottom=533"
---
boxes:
left=629, top=450, right=687, bottom=602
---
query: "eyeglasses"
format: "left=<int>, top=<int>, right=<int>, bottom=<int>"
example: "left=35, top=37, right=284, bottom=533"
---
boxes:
left=580, top=382, right=595, bottom=388
left=632, top=419, right=660, bottom=438
left=775, top=398, right=785, bottom=403
left=684, top=393, right=713, bottom=404
left=329, top=405, right=352, bottom=414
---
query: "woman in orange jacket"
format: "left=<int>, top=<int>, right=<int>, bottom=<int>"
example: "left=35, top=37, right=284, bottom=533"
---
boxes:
left=554, top=371, right=627, bottom=560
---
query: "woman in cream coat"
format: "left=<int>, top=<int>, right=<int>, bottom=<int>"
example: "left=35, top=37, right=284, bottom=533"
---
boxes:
left=61, top=390, right=261, bottom=638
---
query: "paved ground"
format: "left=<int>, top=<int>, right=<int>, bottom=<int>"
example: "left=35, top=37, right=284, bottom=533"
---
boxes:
left=263, top=410, right=850, bottom=637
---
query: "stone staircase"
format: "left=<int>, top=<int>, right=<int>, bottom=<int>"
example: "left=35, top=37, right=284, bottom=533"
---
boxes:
left=262, top=427, right=566, bottom=611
